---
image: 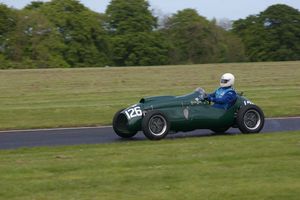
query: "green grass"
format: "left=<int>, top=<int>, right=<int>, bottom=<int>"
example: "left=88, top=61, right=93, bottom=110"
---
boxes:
left=0, top=131, right=299, bottom=200
left=0, top=61, right=300, bottom=130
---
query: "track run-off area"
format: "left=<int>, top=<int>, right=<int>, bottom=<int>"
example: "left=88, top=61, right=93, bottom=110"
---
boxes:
left=0, top=117, right=300, bottom=150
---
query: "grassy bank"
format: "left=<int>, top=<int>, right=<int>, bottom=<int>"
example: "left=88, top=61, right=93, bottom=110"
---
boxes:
left=0, top=61, right=299, bottom=130
left=0, top=131, right=299, bottom=200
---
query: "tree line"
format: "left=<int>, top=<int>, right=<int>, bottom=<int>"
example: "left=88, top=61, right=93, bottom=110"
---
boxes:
left=0, top=0, right=299, bottom=69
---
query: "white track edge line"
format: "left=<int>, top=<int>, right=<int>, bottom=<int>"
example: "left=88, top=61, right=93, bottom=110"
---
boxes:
left=1, top=117, right=300, bottom=133
left=0, top=126, right=112, bottom=133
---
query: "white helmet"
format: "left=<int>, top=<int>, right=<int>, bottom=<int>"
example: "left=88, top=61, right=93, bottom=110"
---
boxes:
left=220, top=73, right=235, bottom=87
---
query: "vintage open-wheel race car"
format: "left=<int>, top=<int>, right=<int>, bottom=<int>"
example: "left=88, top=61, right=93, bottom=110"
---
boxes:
left=113, top=88, right=265, bottom=140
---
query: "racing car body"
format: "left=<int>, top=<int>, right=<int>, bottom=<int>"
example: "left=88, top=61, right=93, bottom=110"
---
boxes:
left=113, top=88, right=265, bottom=140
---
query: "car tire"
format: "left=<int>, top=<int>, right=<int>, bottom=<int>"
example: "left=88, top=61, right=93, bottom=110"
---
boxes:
left=142, top=110, right=170, bottom=140
left=113, top=109, right=137, bottom=138
left=211, top=127, right=230, bottom=134
left=236, top=105, right=265, bottom=134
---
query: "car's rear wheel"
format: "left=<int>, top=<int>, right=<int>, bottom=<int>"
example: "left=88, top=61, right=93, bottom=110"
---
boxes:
left=236, top=105, right=265, bottom=133
left=113, top=109, right=137, bottom=138
left=142, top=110, right=170, bottom=140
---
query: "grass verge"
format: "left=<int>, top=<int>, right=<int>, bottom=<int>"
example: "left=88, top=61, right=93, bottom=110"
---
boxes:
left=0, top=131, right=299, bottom=200
left=0, top=61, right=300, bottom=130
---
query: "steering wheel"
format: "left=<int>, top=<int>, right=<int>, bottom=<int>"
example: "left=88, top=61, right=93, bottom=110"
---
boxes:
left=203, top=93, right=211, bottom=105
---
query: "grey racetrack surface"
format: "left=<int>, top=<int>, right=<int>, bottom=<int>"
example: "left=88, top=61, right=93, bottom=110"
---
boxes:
left=0, top=117, right=300, bottom=150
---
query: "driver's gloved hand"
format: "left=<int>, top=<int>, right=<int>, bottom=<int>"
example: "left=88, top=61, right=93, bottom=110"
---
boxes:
left=203, top=93, right=209, bottom=100
left=204, top=96, right=213, bottom=103
left=207, top=96, right=214, bottom=102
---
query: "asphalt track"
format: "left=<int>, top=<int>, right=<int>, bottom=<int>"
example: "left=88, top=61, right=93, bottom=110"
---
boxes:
left=0, top=117, right=300, bottom=150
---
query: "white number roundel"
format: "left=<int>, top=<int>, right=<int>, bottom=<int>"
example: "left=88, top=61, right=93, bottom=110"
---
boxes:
left=125, top=106, right=142, bottom=119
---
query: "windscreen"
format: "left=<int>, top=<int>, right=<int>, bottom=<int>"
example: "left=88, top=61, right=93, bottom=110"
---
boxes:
left=194, top=87, right=206, bottom=100
left=194, top=87, right=205, bottom=95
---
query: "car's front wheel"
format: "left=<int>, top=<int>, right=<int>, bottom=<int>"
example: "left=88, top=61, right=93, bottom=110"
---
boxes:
left=142, top=110, right=170, bottom=140
left=236, top=105, right=265, bottom=133
left=113, top=109, right=137, bottom=138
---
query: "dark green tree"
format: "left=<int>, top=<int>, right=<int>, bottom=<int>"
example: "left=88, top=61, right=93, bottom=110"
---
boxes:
left=211, top=20, right=246, bottom=63
left=106, top=0, right=157, bottom=34
left=39, top=0, right=110, bottom=67
left=105, top=0, right=169, bottom=66
left=0, top=3, right=17, bottom=69
left=163, top=9, right=212, bottom=64
left=0, top=4, right=17, bottom=68
left=162, top=9, right=245, bottom=64
left=110, top=32, right=169, bottom=66
left=24, top=1, right=45, bottom=10
left=232, top=4, right=300, bottom=61
left=6, top=9, right=68, bottom=68
left=1, top=0, right=110, bottom=68
left=0, top=4, right=16, bottom=35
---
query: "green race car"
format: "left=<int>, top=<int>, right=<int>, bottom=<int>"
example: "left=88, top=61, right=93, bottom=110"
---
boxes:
left=113, top=88, right=265, bottom=140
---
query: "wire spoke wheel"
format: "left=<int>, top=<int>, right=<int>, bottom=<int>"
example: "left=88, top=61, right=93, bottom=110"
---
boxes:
left=149, top=115, right=167, bottom=136
left=237, top=104, right=265, bottom=134
left=243, top=110, right=261, bottom=130
left=142, top=111, right=170, bottom=140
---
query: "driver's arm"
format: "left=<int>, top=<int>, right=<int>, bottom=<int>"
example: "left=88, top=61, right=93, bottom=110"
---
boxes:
left=211, top=91, right=237, bottom=104
left=208, top=91, right=216, bottom=98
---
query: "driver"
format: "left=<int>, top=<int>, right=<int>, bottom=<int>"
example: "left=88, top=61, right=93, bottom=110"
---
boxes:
left=206, top=73, right=237, bottom=109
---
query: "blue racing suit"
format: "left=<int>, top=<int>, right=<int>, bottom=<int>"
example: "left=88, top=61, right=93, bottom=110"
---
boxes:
left=208, top=87, right=237, bottom=109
